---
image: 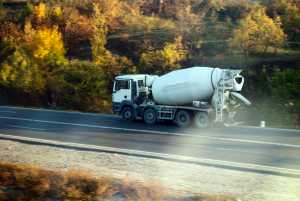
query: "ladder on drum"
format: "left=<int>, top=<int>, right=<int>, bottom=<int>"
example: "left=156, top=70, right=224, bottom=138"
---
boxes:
left=214, top=70, right=235, bottom=122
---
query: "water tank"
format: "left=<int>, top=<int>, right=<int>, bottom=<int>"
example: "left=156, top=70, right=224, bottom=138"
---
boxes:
left=151, top=67, right=243, bottom=105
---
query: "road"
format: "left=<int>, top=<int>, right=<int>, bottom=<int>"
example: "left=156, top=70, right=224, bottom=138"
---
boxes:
left=0, top=106, right=300, bottom=175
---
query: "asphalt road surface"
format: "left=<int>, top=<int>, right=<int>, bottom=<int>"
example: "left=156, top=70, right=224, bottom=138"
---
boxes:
left=0, top=106, right=300, bottom=173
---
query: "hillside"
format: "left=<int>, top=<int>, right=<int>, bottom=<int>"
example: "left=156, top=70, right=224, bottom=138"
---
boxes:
left=0, top=0, right=299, bottom=127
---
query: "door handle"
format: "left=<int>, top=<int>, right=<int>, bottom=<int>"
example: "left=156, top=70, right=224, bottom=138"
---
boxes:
left=124, top=96, right=127, bottom=99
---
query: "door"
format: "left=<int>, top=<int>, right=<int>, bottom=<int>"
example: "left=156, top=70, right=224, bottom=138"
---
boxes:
left=112, top=79, right=132, bottom=103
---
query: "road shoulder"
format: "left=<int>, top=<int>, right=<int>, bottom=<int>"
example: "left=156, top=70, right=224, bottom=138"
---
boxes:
left=0, top=137, right=299, bottom=201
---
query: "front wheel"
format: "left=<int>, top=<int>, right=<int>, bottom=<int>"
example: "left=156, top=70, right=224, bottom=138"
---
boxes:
left=121, top=107, right=134, bottom=121
left=143, top=108, right=157, bottom=124
left=194, top=112, right=209, bottom=128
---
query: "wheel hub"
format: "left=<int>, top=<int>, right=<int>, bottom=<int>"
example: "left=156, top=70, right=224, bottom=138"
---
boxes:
left=147, top=113, right=154, bottom=120
left=125, top=111, right=131, bottom=119
left=180, top=115, right=187, bottom=122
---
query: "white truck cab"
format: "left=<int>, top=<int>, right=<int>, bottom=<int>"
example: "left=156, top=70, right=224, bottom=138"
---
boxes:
left=112, top=74, right=158, bottom=119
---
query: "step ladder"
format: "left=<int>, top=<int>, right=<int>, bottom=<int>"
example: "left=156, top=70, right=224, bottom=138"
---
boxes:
left=214, top=70, right=236, bottom=122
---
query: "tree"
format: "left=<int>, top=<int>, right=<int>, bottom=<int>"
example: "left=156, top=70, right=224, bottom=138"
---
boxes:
left=91, top=3, right=109, bottom=61
left=0, top=48, right=45, bottom=94
left=63, top=8, right=93, bottom=60
left=57, top=60, right=111, bottom=112
left=162, top=1, right=204, bottom=57
left=139, top=37, right=186, bottom=74
left=231, top=6, right=286, bottom=56
left=90, top=2, right=136, bottom=88
left=267, top=0, right=300, bottom=49
left=24, top=21, right=66, bottom=66
left=258, top=68, right=300, bottom=127
left=0, top=22, right=22, bottom=65
left=201, top=13, right=234, bottom=57
left=33, top=3, right=47, bottom=23
left=22, top=21, right=66, bottom=106
left=52, top=5, right=62, bottom=18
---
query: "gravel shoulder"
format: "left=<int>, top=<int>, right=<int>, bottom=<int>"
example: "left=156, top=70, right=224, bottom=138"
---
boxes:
left=0, top=139, right=299, bottom=201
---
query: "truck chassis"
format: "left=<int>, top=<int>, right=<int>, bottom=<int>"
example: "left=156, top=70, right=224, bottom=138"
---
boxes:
left=115, top=102, right=212, bottom=128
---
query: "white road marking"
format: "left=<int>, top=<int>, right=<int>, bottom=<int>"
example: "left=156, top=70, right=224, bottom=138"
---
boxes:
left=0, top=111, right=17, bottom=114
left=0, top=133, right=299, bottom=176
left=10, top=125, right=47, bottom=131
left=0, top=106, right=114, bottom=117
left=0, top=115, right=299, bottom=149
left=233, top=125, right=300, bottom=133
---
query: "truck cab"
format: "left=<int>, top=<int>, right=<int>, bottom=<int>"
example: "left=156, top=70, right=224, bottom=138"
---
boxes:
left=112, top=74, right=157, bottom=120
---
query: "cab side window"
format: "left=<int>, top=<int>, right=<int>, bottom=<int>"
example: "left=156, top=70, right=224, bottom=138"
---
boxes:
left=115, top=80, right=130, bottom=91
left=138, top=80, right=144, bottom=87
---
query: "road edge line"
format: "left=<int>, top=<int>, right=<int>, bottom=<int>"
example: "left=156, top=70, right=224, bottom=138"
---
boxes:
left=0, top=105, right=115, bottom=118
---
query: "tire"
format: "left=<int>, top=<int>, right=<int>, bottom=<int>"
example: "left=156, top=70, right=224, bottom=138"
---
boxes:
left=122, top=107, right=134, bottom=121
left=175, top=110, right=191, bottom=127
left=194, top=112, right=209, bottom=128
left=143, top=108, right=157, bottom=124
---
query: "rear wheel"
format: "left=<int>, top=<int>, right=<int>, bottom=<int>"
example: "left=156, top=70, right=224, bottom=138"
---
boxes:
left=175, top=110, right=191, bottom=127
left=143, top=108, right=157, bottom=124
left=194, top=112, right=209, bottom=128
left=122, top=107, right=134, bottom=121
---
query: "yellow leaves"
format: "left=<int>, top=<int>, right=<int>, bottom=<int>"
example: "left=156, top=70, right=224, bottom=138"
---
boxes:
left=34, top=3, right=47, bottom=21
left=52, top=6, right=62, bottom=17
left=101, top=0, right=123, bottom=20
left=140, top=37, right=186, bottom=74
left=92, top=0, right=127, bottom=21
left=0, top=49, right=45, bottom=93
left=32, top=29, right=53, bottom=59
left=123, top=14, right=175, bottom=34
left=24, top=22, right=65, bottom=62
left=162, top=37, right=187, bottom=67
left=92, top=3, right=107, bottom=29
left=0, top=63, right=14, bottom=84
left=65, top=9, right=93, bottom=42
left=232, top=15, right=257, bottom=51
left=91, top=3, right=108, bottom=61
left=273, top=0, right=300, bottom=47
left=231, top=6, right=286, bottom=55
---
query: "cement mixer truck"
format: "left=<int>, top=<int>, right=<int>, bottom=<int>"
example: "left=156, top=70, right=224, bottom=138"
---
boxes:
left=112, top=67, right=250, bottom=128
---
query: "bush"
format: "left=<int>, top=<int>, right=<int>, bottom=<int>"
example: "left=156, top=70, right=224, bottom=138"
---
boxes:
left=237, top=68, right=300, bottom=128
left=49, top=60, right=109, bottom=112
left=0, top=162, right=164, bottom=201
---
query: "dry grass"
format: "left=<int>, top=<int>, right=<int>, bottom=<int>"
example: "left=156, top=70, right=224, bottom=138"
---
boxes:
left=0, top=162, right=241, bottom=201
left=188, top=195, right=240, bottom=201
left=0, top=162, right=167, bottom=201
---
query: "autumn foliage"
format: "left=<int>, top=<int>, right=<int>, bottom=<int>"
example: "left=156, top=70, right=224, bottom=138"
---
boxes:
left=0, top=0, right=299, bottom=127
left=231, top=6, right=286, bottom=56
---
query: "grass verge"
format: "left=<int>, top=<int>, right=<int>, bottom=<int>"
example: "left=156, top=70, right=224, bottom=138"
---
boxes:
left=0, top=162, right=240, bottom=201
